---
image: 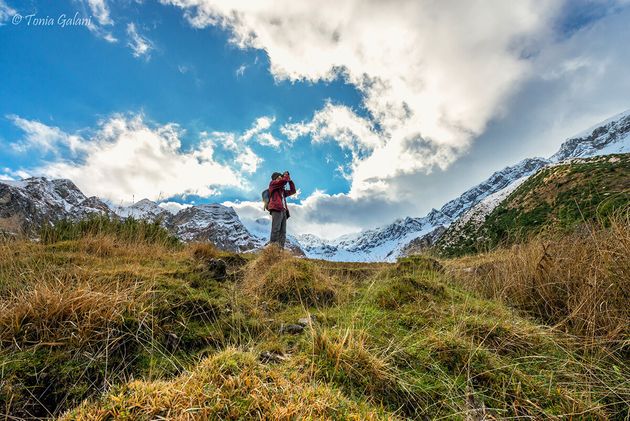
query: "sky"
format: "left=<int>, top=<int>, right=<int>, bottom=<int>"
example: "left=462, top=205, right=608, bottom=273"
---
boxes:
left=1, top=0, right=629, bottom=239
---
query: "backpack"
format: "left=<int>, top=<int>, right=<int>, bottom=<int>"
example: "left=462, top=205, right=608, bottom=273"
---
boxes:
left=261, top=189, right=270, bottom=211
left=262, top=188, right=290, bottom=218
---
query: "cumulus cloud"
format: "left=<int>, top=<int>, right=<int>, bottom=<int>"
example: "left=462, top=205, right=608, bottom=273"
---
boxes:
left=233, top=146, right=262, bottom=173
left=9, top=114, right=245, bottom=204
left=127, top=23, right=153, bottom=59
left=281, top=102, right=383, bottom=184
left=204, top=115, right=283, bottom=171
left=161, top=0, right=562, bottom=196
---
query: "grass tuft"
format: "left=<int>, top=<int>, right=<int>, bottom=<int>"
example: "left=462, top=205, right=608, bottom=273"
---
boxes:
left=62, top=348, right=389, bottom=420
left=242, top=245, right=341, bottom=307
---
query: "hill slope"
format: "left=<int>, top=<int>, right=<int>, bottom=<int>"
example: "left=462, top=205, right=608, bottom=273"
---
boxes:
left=1, top=229, right=627, bottom=419
left=437, top=153, right=630, bottom=256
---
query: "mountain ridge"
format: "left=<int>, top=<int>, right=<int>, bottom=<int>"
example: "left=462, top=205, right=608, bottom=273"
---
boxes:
left=296, top=109, right=630, bottom=261
left=1, top=109, right=629, bottom=259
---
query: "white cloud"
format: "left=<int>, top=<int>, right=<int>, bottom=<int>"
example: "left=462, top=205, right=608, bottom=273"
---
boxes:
left=282, top=102, right=383, bottom=188
left=127, top=23, right=153, bottom=59
left=162, top=0, right=562, bottom=197
left=0, top=168, right=30, bottom=181
left=256, top=132, right=281, bottom=148
left=234, top=146, right=262, bottom=173
left=86, top=0, right=112, bottom=26
left=78, top=0, right=117, bottom=42
left=202, top=131, right=262, bottom=173
left=235, top=64, right=247, bottom=77
left=11, top=114, right=244, bottom=204
left=241, top=116, right=274, bottom=142
left=8, top=115, right=85, bottom=153
left=205, top=116, right=283, bottom=170
left=0, top=0, right=16, bottom=25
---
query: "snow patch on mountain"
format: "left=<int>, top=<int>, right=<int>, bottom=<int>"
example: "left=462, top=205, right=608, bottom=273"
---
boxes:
left=455, top=176, right=529, bottom=228
left=298, top=210, right=450, bottom=262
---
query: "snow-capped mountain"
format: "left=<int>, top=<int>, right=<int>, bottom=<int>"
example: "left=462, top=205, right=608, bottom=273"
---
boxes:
left=168, top=204, right=265, bottom=252
left=297, top=209, right=450, bottom=262
left=437, top=158, right=550, bottom=221
left=446, top=176, right=530, bottom=234
left=298, top=109, right=630, bottom=262
left=297, top=158, right=549, bottom=262
left=0, top=177, right=112, bottom=235
left=551, top=110, right=630, bottom=162
left=113, top=198, right=170, bottom=221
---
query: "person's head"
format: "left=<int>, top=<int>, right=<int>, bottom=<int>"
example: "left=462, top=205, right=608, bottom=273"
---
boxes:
left=271, top=172, right=282, bottom=180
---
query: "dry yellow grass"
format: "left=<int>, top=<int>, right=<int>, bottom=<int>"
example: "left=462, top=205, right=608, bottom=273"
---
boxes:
left=188, top=241, right=221, bottom=260
left=2, top=226, right=628, bottom=419
left=446, top=211, right=630, bottom=348
left=0, top=235, right=176, bottom=349
left=0, top=277, right=142, bottom=347
left=311, top=328, right=404, bottom=399
left=242, top=244, right=342, bottom=307
left=62, top=348, right=389, bottom=420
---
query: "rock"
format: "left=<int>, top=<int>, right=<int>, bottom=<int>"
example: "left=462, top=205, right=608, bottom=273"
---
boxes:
left=164, top=332, right=179, bottom=351
left=297, top=314, right=318, bottom=327
left=207, top=258, right=228, bottom=281
left=280, top=324, right=304, bottom=335
left=259, top=350, right=288, bottom=363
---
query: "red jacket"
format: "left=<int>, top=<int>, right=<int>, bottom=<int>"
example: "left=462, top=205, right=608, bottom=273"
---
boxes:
left=268, top=174, right=296, bottom=211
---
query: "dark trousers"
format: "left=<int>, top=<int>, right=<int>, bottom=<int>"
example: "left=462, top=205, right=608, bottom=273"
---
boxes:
left=270, top=210, right=287, bottom=248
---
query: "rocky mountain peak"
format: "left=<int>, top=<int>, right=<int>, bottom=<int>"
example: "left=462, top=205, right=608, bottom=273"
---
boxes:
left=551, top=110, right=630, bottom=162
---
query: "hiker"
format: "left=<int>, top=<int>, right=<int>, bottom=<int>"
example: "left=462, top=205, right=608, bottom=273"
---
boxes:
left=266, top=171, right=296, bottom=248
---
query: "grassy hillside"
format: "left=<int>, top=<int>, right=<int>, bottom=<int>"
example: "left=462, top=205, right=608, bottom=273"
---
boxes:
left=438, top=153, right=630, bottom=257
left=1, top=220, right=628, bottom=419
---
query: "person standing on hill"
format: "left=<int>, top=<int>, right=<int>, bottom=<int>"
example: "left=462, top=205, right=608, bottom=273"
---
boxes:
left=268, top=171, right=296, bottom=248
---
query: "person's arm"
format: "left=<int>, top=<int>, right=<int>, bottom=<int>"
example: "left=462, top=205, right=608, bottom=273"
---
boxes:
left=284, top=180, right=296, bottom=197
left=269, top=174, right=290, bottom=189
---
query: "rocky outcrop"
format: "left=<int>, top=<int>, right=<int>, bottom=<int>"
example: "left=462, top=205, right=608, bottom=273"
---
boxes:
left=168, top=204, right=266, bottom=252
left=0, top=178, right=111, bottom=235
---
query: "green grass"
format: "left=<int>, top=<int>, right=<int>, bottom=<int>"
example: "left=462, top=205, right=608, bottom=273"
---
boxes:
left=39, top=214, right=180, bottom=247
left=1, top=236, right=628, bottom=419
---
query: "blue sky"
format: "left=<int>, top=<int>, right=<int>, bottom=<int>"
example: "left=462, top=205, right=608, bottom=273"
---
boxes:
left=1, top=0, right=629, bottom=238
left=0, top=0, right=362, bottom=204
